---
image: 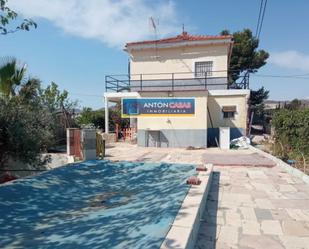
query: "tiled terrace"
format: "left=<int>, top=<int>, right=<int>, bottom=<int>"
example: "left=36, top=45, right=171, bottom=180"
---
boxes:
left=106, top=143, right=309, bottom=249
left=195, top=166, right=309, bottom=249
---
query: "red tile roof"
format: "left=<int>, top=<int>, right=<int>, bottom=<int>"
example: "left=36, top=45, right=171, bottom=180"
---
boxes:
left=125, top=32, right=233, bottom=47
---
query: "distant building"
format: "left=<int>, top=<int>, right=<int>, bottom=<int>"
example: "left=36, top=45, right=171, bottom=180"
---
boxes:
left=264, top=100, right=281, bottom=110
left=104, top=32, right=250, bottom=147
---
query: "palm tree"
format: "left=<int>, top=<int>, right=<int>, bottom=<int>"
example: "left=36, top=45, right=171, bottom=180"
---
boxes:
left=0, top=57, right=27, bottom=98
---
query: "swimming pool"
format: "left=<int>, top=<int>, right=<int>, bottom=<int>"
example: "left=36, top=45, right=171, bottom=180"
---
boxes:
left=0, top=160, right=196, bottom=249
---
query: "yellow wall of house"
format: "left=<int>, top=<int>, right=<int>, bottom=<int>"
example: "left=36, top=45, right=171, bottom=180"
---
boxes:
left=137, top=91, right=207, bottom=130
left=136, top=91, right=249, bottom=131
left=129, top=44, right=229, bottom=80
left=207, top=94, right=249, bottom=130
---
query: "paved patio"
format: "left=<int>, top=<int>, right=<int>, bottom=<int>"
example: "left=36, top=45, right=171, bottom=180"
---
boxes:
left=106, top=143, right=309, bottom=249
left=195, top=166, right=309, bottom=249
left=105, top=143, right=276, bottom=167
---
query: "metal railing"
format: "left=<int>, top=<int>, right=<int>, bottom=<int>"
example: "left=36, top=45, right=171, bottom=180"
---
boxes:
left=105, top=70, right=250, bottom=92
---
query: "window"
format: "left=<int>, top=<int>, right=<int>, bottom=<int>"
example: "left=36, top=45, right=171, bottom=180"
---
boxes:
left=223, top=112, right=235, bottom=118
left=222, top=106, right=236, bottom=119
left=195, top=61, right=213, bottom=78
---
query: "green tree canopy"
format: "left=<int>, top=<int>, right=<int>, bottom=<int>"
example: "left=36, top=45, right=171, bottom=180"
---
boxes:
left=0, top=57, right=78, bottom=168
left=221, top=28, right=269, bottom=81
left=250, top=86, right=269, bottom=124
left=286, top=99, right=302, bottom=110
left=0, top=57, right=26, bottom=98
left=0, top=0, right=37, bottom=35
left=272, top=108, right=309, bottom=160
left=40, top=81, right=77, bottom=114
left=0, top=83, right=54, bottom=168
left=76, top=108, right=105, bottom=129
left=76, top=104, right=129, bottom=131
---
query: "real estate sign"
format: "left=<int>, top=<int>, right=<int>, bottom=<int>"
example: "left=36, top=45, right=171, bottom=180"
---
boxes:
left=122, top=98, right=195, bottom=117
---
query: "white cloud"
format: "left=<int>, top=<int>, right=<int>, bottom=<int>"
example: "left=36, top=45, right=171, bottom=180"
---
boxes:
left=270, top=50, right=309, bottom=71
left=9, top=0, right=179, bottom=48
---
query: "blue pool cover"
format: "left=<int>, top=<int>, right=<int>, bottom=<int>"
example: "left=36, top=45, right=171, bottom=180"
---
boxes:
left=0, top=160, right=196, bottom=249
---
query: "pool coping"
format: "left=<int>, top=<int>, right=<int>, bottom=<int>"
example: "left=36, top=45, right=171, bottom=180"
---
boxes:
left=249, top=145, right=309, bottom=184
left=160, top=163, right=213, bottom=249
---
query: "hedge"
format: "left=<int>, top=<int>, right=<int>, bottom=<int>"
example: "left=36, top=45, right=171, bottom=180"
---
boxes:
left=272, top=108, right=309, bottom=159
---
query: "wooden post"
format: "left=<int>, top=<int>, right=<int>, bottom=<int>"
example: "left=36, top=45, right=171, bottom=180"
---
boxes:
left=115, top=124, right=119, bottom=142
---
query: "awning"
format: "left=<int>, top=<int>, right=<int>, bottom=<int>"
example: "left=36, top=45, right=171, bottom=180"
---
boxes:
left=222, top=106, right=236, bottom=112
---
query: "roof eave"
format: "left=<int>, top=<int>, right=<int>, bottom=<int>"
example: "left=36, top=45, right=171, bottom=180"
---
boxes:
left=124, top=38, right=233, bottom=52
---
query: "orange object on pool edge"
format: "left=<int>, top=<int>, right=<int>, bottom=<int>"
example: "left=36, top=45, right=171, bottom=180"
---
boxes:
left=0, top=172, right=17, bottom=184
left=196, top=165, right=207, bottom=171
left=186, top=176, right=201, bottom=185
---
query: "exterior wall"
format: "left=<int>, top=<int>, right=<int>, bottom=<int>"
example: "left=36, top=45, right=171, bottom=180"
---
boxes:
left=138, top=129, right=207, bottom=148
left=207, top=90, right=250, bottom=145
left=120, top=39, right=250, bottom=148
left=105, top=90, right=250, bottom=148
left=134, top=90, right=249, bottom=148
left=207, top=128, right=245, bottom=146
left=129, top=44, right=229, bottom=80
left=137, top=91, right=208, bottom=148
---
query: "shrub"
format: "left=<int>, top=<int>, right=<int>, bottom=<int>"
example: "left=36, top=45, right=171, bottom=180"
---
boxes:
left=0, top=98, right=54, bottom=168
left=76, top=108, right=104, bottom=129
left=272, top=108, right=309, bottom=159
left=76, top=104, right=129, bottom=131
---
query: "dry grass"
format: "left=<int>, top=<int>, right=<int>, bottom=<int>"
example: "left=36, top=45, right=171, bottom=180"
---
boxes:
left=260, top=139, right=309, bottom=175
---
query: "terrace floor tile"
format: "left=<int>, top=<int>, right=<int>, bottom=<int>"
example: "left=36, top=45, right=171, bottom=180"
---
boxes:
left=102, top=142, right=309, bottom=249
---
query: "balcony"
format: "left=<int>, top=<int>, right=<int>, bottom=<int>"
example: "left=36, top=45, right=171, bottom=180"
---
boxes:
left=105, top=71, right=249, bottom=92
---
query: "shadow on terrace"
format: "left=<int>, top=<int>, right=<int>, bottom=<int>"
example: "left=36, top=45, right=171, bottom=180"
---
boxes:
left=195, top=171, right=220, bottom=249
left=0, top=160, right=196, bottom=249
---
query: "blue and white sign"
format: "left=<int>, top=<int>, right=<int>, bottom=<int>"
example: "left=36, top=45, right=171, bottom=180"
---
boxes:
left=122, top=98, right=195, bottom=117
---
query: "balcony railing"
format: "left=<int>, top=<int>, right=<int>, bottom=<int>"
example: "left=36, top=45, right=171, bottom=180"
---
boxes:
left=105, top=71, right=249, bottom=92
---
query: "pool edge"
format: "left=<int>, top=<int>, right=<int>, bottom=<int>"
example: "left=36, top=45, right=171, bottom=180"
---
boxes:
left=160, top=164, right=214, bottom=249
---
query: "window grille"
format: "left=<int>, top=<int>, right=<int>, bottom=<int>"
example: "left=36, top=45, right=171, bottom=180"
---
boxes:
left=195, top=61, right=213, bottom=78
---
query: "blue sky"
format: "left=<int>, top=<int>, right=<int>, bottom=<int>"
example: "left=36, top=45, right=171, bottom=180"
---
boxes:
left=2, top=0, right=309, bottom=109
